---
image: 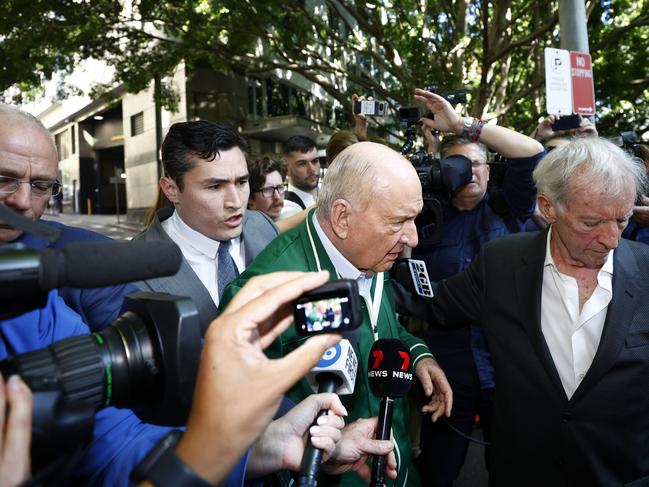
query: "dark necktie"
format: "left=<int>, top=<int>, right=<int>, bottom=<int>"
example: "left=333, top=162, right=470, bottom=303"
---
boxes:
left=217, top=240, right=239, bottom=301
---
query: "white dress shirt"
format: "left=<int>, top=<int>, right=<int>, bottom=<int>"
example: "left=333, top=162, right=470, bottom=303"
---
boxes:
left=312, top=213, right=374, bottom=301
left=162, top=210, right=245, bottom=307
left=279, top=184, right=317, bottom=220
left=541, top=227, right=613, bottom=399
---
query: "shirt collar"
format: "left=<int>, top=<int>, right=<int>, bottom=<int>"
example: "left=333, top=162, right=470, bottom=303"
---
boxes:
left=287, top=184, right=316, bottom=205
left=312, top=213, right=362, bottom=279
left=544, top=225, right=614, bottom=276
left=168, top=209, right=241, bottom=260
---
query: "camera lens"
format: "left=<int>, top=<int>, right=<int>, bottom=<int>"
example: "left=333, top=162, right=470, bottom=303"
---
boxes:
left=0, top=310, right=158, bottom=412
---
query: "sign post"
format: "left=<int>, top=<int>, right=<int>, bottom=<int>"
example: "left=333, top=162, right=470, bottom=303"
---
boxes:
left=109, top=170, right=126, bottom=224
left=570, top=51, right=595, bottom=116
left=544, top=48, right=573, bottom=115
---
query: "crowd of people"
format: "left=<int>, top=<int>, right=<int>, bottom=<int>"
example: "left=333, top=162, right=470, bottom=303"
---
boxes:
left=0, top=82, right=648, bottom=487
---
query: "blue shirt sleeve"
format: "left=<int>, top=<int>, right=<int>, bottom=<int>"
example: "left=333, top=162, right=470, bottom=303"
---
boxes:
left=1, top=291, right=250, bottom=486
left=500, top=151, right=545, bottom=220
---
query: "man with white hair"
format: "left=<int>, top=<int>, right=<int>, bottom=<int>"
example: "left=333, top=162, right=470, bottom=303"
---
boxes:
left=394, top=137, right=649, bottom=486
left=222, top=141, right=453, bottom=487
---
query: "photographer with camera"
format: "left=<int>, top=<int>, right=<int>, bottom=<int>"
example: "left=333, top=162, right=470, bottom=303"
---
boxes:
left=0, top=104, right=137, bottom=332
left=409, top=88, right=544, bottom=486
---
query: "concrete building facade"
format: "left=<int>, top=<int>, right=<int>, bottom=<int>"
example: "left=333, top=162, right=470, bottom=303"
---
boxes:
left=39, top=63, right=338, bottom=222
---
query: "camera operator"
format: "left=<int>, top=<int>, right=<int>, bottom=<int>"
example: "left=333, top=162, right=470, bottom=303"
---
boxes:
left=0, top=104, right=136, bottom=332
left=410, top=88, right=544, bottom=486
left=0, top=374, right=31, bottom=487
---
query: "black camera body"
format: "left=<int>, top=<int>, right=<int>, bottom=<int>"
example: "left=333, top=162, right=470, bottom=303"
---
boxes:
left=0, top=292, right=202, bottom=477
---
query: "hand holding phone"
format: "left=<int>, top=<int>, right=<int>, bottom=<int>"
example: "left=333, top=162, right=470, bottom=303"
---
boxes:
left=551, top=114, right=581, bottom=131
left=294, top=279, right=362, bottom=335
left=354, top=100, right=387, bottom=117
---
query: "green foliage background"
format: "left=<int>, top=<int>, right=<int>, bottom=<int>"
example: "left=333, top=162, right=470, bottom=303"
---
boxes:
left=2, top=0, right=647, bottom=137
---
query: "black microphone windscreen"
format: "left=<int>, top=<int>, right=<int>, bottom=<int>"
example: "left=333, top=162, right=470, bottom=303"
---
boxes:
left=40, top=241, right=182, bottom=289
left=368, top=339, right=413, bottom=398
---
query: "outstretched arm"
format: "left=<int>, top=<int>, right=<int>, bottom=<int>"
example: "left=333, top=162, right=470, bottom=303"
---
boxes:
left=414, top=88, right=544, bottom=158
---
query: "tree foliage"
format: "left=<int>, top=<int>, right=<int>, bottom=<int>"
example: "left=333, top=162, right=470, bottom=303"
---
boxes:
left=2, top=0, right=648, bottom=137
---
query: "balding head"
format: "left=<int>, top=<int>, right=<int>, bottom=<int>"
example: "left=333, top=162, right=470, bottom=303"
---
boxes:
left=0, top=104, right=59, bottom=242
left=317, top=141, right=419, bottom=221
left=316, top=141, right=422, bottom=273
left=0, top=104, right=56, bottom=155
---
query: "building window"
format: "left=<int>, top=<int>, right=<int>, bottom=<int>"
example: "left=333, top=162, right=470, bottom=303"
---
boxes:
left=70, top=126, right=76, bottom=154
left=131, top=112, right=144, bottom=136
left=55, top=131, right=71, bottom=160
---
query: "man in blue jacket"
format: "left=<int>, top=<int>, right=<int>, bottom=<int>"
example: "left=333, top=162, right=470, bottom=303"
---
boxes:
left=0, top=103, right=135, bottom=331
left=411, top=88, right=544, bottom=486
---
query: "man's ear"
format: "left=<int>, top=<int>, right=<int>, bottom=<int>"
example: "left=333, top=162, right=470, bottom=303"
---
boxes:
left=329, top=199, right=352, bottom=239
left=537, top=194, right=557, bottom=224
left=160, top=176, right=180, bottom=204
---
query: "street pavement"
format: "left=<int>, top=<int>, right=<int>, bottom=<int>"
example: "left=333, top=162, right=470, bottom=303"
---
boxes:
left=41, top=211, right=144, bottom=241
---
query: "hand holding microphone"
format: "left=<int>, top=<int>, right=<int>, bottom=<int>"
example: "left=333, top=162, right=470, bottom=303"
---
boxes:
left=297, top=339, right=358, bottom=486
left=367, top=339, right=414, bottom=487
left=176, top=271, right=341, bottom=485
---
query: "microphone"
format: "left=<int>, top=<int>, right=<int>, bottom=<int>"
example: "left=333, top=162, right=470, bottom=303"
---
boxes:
left=0, top=241, right=182, bottom=318
left=367, top=339, right=413, bottom=487
left=297, top=340, right=358, bottom=486
left=390, top=258, right=434, bottom=298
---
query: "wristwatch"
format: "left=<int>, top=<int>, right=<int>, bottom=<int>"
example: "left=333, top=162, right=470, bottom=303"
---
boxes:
left=131, top=430, right=213, bottom=486
left=462, top=117, right=473, bottom=138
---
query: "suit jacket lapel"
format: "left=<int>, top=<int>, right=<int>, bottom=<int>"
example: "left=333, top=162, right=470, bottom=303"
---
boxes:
left=140, top=208, right=218, bottom=327
left=571, top=240, right=641, bottom=402
left=514, top=229, right=567, bottom=399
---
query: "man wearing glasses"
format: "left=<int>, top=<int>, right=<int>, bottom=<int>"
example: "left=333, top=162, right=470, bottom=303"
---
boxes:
left=408, top=89, right=545, bottom=486
left=0, top=103, right=136, bottom=330
left=247, top=155, right=287, bottom=221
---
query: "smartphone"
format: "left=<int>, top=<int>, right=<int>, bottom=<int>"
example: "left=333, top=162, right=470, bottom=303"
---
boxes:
left=294, top=279, right=362, bottom=335
left=354, top=100, right=387, bottom=117
left=551, top=114, right=581, bottom=131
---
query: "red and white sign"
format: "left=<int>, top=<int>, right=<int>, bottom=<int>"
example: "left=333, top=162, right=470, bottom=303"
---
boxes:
left=570, top=51, right=595, bottom=116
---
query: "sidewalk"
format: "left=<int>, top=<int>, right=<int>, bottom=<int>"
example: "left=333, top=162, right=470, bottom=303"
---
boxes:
left=41, top=211, right=145, bottom=241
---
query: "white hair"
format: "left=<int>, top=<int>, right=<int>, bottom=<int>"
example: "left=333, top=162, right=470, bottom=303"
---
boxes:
left=533, top=137, right=648, bottom=209
left=316, top=145, right=379, bottom=221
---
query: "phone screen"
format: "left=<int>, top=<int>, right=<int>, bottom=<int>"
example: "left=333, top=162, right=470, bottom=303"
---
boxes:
left=295, top=296, right=352, bottom=333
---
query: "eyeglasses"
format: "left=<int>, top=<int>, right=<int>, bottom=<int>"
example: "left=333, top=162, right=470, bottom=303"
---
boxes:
left=0, top=175, right=62, bottom=198
left=471, top=160, right=487, bottom=168
left=256, top=185, right=285, bottom=198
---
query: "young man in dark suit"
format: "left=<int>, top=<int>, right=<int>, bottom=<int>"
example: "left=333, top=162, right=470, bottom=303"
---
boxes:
left=136, top=121, right=279, bottom=332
